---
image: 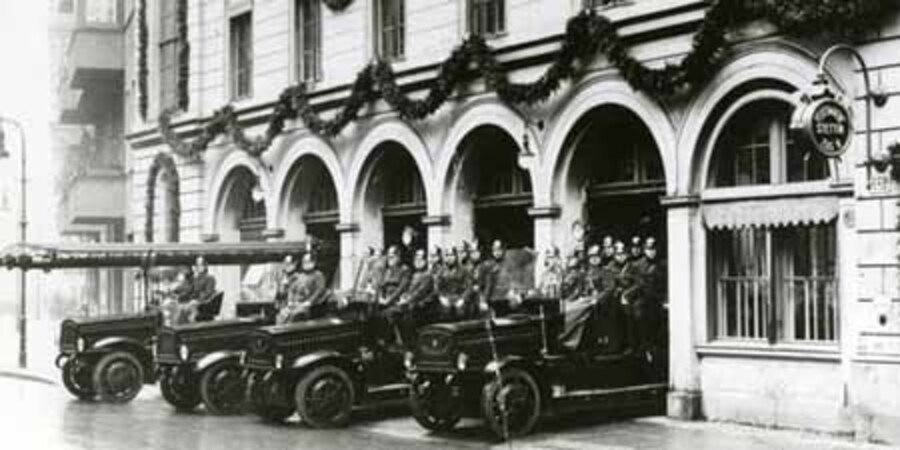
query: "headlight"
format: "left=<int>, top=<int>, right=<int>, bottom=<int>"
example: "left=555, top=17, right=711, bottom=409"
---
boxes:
left=403, top=351, right=414, bottom=370
left=274, top=354, right=284, bottom=370
left=178, top=344, right=190, bottom=362
left=76, top=337, right=86, bottom=353
left=456, top=352, right=469, bottom=371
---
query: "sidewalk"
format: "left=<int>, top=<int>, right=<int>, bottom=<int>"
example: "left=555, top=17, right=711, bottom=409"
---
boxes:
left=0, top=366, right=55, bottom=385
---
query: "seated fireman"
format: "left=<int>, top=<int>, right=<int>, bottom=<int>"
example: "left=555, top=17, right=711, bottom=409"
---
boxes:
left=277, top=253, right=332, bottom=324
left=376, top=245, right=411, bottom=343
left=436, top=247, right=473, bottom=321
left=560, top=243, right=622, bottom=351
left=482, top=239, right=525, bottom=313
left=173, top=256, right=217, bottom=324
left=384, top=248, right=435, bottom=347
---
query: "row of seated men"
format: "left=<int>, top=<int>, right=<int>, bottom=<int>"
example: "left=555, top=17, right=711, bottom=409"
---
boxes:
left=159, top=257, right=218, bottom=326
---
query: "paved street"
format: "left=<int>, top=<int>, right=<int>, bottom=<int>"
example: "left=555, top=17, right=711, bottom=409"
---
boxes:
left=0, top=376, right=893, bottom=450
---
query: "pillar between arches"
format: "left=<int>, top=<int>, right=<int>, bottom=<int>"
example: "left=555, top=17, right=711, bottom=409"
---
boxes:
left=422, top=215, right=451, bottom=249
left=336, top=222, right=360, bottom=291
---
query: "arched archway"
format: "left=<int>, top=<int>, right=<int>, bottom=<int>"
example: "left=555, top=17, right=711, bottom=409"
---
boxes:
left=444, top=124, right=534, bottom=248
left=556, top=105, right=667, bottom=249
left=354, top=141, right=429, bottom=257
left=145, top=152, right=180, bottom=243
left=280, top=154, right=341, bottom=285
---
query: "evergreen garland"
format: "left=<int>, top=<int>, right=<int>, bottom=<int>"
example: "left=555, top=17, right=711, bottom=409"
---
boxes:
left=177, top=0, right=190, bottom=111
left=145, top=152, right=181, bottom=243
left=137, top=0, right=149, bottom=120
left=159, top=0, right=894, bottom=156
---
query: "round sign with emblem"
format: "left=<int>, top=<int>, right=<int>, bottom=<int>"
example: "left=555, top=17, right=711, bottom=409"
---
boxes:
left=793, top=97, right=853, bottom=159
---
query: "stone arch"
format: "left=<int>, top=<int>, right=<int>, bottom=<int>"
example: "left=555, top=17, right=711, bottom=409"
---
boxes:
left=678, top=41, right=828, bottom=195
left=203, top=149, right=273, bottom=237
left=272, top=135, right=345, bottom=232
left=145, top=152, right=181, bottom=243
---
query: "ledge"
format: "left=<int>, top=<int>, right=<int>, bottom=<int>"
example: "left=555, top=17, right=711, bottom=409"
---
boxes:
left=261, top=228, right=285, bottom=239
left=696, top=343, right=841, bottom=363
left=527, top=206, right=562, bottom=219
left=335, top=223, right=360, bottom=233
left=421, top=215, right=451, bottom=227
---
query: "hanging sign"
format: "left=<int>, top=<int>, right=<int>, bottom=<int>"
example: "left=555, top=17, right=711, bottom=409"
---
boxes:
left=792, top=95, right=853, bottom=159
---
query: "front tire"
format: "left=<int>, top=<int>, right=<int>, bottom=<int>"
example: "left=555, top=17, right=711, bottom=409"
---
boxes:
left=160, top=369, right=201, bottom=411
left=246, top=372, right=295, bottom=422
left=481, top=367, right=541, bottom=440
left=92, top=351, right=145, bottom=403
left=410, top=378, right=461, bottom=432
left=62, top=358, right=95, bottom=401
left=199, top=360, right=246, bottom=415
left=295, top=365, right=355, bottom=428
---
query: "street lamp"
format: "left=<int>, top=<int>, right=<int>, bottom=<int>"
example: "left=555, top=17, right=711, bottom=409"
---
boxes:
left=0, top=117, right=28, bottom=369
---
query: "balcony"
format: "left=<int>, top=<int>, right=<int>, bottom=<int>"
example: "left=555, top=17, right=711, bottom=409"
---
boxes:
left=58, top=136, right=126, bottom=235
left=61, top=26, right=124, bottom=124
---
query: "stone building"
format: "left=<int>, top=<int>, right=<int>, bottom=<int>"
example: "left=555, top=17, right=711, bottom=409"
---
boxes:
left=124, top=0, right=900, bottom=443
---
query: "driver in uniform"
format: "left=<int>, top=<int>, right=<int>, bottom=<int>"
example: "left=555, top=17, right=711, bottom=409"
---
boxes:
left=384, top=248, right=435, bottom=348
left=277, top=253, right=331, bottom=324
left=436, top=247, right=473, bottom=321
left=174, top=257, right=217, bottom=324
left=376, top=245, right=412, bottom=345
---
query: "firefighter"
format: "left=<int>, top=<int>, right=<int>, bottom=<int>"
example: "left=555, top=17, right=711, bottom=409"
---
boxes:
left=601, top=235, right=615, bottom=266
left=173, top=256, right=217, bottom=324
left=428, top=247, right=444, bottom=279
left=560, top=252, right=586, bottom=303
left=277, top=253, right=332, bottom=324
left=376, top=245, right=412, bottom=344
left=561, top=245, right=607, bottom=350
left=274, top=255, right=299, bottom=315
left=436, top=247, right=473, bottom=321
left=612, top=240, right=639, bottom=352
left=384, top=248, right=434, bottom=348
left=623, top=237, right=665, bottom=358
left=467, top=242, right=492, bottom=317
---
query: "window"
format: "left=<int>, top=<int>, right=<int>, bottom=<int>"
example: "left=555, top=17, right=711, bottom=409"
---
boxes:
left=159, top=0, right=182, bottom=111
left=711, top=101, right=828, bottom=188
left=375, top=0, right=405, bottom=61
left=710, top=223, right=838, bottom=343
left=295, top=0, right=322, bottom=83
left=230, top=13, right=253, bottom=100
left=59, top=0, right=75, bottom=14
left=469, top=0, right=505, bottom=36
left=84, top=0, right=118, bottom=24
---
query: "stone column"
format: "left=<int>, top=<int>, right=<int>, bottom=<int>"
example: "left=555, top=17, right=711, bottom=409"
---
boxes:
left=529, top=206, right=560, bottom=281
left=422, top=215, right=451, bottom=249
left=662, top=195, right=703, bottom=420
left=335, top=223, right=359, bottom=291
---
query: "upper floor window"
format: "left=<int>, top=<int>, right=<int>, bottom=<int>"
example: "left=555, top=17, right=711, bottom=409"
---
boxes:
left=159, top=0, right=182, bottom=111
left=469, top=0, right=505, bottom=37
left=710, top=101, right=828, bottom=188
left=294, top=0, right=322, bottom=83
left=375, top=0, right=405, bottom=61
left=230, top=12, right=254, bottom=100
left=84, top=0, right=119, bottom=25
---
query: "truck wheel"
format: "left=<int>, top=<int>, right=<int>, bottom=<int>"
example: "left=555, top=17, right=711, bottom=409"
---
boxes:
left=410, top=378, right=461, bottom=432
left=200, top=360, right=246, bottom=415
left=93, top=351, right=145, bottom=403
left=246, top=372, right=294, bottom=422
left=295, top=365, right=355, bottom=428
left=62, top=358, right=95, bottom=401
left=481, top=368, right=541, bottom=440
left=160, top=370, right=200, bottom=411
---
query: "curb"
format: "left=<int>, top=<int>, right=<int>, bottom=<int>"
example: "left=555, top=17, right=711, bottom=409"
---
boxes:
left=0, top=368, right=56, bottom=386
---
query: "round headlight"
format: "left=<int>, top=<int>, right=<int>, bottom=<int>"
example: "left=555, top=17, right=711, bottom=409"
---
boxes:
left=403, top=351, right=414, bottom=370
left=178, top=344, right=190, bottom=362
left=456, top=352, right=469, bottom=371
left=274, top=354, right=284, bottom=370
left=76, top=337, right=86, bottom=353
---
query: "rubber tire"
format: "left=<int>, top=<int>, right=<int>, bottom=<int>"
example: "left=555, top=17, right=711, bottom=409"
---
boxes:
left=409, top=379, right=461, bottom=432
left=199, top=360, right=246, bottom=415
left=160, top=370, right=201, bottom=412
left=246, top=372, right=295, bottom=422
left=62, top=358, right=95, bottom=401
left=481, top=367, right=541, bottom=441
left=92, top=351, right=145, bottom=403
left=294, top=365, right=355, bottom=428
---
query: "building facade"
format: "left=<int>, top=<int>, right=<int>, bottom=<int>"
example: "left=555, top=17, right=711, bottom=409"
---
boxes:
left=50, top=0, right=131, bottom=314
left=124, top=0, right=900, bottom=443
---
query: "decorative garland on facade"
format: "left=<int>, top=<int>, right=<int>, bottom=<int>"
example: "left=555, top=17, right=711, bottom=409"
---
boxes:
left=145, top=152, right=181, bottom=243
left=177, top=0, right=190, bottom=111
left=159, top=0, right=894, bottom=156
left=137, top=0, right=149, bottom=120
left=323, top=0, right=354, bottom=12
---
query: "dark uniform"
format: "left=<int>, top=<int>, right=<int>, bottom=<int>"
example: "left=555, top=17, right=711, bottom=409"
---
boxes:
left=278, top=269, right=330, bottom=324
left=376, top=259, right=412, bottom=345
left=469, top=257, right=496, bottom=318
left=623, top=244, right=665, bottom=354
left=436, top=262, right=473, bottom=321
left=385, top=267, right=434, bottom=346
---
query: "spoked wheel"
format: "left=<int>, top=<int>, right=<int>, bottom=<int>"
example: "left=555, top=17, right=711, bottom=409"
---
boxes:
left=92, top=351, right=145, bottom=403
left=481, top=368, right=541, bottom=440
left=246, top=372, right=295, bottom=422
left=410, top=377, right=461, bottom=432
left=62, top=358, right=95, bottom=401
left=160, top=369, right=201, bottom=411
left=199, top=360, right=246, bottom=415
left=295, top=365, right=355, bottom=428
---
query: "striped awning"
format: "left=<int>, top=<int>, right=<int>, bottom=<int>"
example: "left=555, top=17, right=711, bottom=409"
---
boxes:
left=703, top=196, right=839, bottom=230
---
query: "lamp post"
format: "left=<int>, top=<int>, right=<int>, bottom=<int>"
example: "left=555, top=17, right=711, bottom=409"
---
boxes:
left=0, top=117, right=28, bottom=369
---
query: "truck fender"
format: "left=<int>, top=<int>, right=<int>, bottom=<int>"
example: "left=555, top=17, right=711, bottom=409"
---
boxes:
left=196, top=350, right=242, bottom=373
left=483, top=356, right=527, bottom=376
left=89, top=337, right=154, bottom=375
left=290, top=351, right=346, bottom=372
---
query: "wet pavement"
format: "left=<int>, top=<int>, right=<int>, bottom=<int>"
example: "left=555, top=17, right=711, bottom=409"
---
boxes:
left=0, top=376, right=893, bottom=450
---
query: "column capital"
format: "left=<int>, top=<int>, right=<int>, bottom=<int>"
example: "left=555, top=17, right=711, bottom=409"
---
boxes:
left=261, top=228, right=285, bottom=240
left=527, top=206, right=561, bottom=219
left=335, top=222, right=360, bottom=233
left=421, top=215, right=451, bottom=227
left=200, top=233, right=220, bottom=243
left=660, top=195, right=700, bottom=209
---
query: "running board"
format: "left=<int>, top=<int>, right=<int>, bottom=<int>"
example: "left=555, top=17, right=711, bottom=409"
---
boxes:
left=550, top=383, right=667, bottom=416
left=553, top=383, right=668, bottom=399
left=360, top=383, right=409, bottom=407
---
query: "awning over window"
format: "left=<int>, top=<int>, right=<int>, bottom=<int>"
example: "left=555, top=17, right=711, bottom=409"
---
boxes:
left=703, top=196, right=839, bottom=230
